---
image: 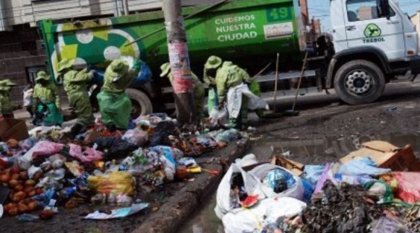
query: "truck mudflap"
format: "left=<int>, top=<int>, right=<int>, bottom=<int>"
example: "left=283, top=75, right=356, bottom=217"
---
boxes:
left=409, top=56, right=420, bottom=75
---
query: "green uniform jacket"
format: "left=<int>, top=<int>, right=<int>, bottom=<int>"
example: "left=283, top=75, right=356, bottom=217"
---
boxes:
left=215, top=61, right=251, bottom=103
left=0, top=91, right=13, bottom=115
left=102, top=60, right=137, bottom=93
left=33, top=82, right=60, bottom=109
left=63, top=69, right=94, bottom=126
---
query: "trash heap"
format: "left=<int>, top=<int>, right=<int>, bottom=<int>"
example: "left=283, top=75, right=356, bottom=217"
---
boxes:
left=0, top=114, right=246, bottom=221
left=215, top=140, right=420, bottom=233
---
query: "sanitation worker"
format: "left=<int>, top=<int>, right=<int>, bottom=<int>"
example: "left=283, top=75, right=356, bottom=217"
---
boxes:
left=97, top=57, right=138, bottom=131
left=0, top=79, right=18, bottom=119
left=160, top=62, right=206, bottom=121
left=32, top=71, right=63, bottom=126
left=203, top=55, right=223, bottom=113
left=59, top=59, right=95, bottom=136
left=216, top=61, right=267, bottom=129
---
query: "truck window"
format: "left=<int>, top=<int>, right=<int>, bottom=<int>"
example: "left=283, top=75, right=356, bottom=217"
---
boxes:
left=346, top=0, right=395, bottom=22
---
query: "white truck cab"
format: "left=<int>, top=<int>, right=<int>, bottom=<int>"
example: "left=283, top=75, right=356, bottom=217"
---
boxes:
left=326, top=0, right=420, bottom=104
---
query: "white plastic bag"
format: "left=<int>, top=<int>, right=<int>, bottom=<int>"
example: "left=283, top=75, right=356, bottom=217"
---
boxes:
left=227, top=83, right=268, bottom=118
left=122, top=128, right=148, bottom=146
left=214, top=155, right=265, bottom=219
left=249, top=163, right=305, bottom=201
left=209, top=106, right=228, bottom=126
left=222, top=197, right=307, bottom=233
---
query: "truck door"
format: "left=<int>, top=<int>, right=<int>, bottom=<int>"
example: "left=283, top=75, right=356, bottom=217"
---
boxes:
left=344, top=0, right=405, bottom=60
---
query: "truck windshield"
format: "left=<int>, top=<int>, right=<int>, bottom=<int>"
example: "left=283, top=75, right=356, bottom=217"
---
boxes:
left=346, top=0, right=395, bottom=22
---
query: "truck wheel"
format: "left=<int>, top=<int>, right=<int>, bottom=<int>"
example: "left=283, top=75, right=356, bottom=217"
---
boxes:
left=334, top=60, right=385, bottom=105
left=126, top=88, right=153, bottom=117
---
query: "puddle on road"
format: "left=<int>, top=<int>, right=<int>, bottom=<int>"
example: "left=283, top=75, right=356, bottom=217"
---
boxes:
left=178, top=132, right=420, bottom=233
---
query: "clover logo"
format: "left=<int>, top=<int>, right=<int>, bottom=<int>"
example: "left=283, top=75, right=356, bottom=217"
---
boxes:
left=364, top=23, right=381, bottom=38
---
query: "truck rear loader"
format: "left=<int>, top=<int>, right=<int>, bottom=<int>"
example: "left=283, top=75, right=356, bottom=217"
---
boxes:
left=36, top=0, right=420, bottom=114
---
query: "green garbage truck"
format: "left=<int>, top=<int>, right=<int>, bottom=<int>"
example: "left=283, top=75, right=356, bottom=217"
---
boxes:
left=37, top=0, right=420, bottom=114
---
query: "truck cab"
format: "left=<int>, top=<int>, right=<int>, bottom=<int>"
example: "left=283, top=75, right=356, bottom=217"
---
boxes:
left=327, top=0, right=420, bottom=104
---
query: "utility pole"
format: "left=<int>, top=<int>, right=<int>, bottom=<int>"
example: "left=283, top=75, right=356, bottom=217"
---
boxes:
left=162, top=0, right=195, bottom=125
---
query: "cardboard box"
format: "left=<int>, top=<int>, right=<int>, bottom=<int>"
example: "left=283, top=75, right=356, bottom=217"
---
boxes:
left=271, top=155, right=304, bottom=176
left=340, top=140, right=420, bottom=172
left=0, top=119, right=29, bottom=141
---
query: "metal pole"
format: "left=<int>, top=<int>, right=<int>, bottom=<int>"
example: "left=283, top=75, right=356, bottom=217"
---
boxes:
left=113, top=0, right=121, bottom=17
left=122, top=0, right=129, bottom=15
left=162, top=0, right=195, bottom=124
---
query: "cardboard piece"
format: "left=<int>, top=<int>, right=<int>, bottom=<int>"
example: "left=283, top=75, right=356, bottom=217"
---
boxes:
left=271, top=155, right=304, bottom=176
left=340, top=140, right=420, bottom=172
left=0, top=119, right=29, bottom=141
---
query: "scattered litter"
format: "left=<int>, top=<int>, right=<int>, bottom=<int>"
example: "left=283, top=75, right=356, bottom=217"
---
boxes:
left=84, top=203, right=149, bottom=220
left=216, top=140, right=420, bottom=233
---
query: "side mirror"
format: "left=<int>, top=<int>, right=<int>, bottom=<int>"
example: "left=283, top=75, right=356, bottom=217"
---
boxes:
left=378, top=0, right=391, bottom=19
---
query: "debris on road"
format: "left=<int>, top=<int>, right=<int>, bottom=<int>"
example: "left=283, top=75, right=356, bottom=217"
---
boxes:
left=216, top=140, right=420, bottom=233
left=0, top=113, right=248, bottom=225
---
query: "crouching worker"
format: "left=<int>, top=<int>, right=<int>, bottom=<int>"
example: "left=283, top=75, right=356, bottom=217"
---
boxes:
left=32, top=71, right=63, bottom=126
left=97, top=58, right=138, bottom=131
left=59, top=59, right=95, bottom=137
left=216, top=61, right=268, bottom=129
left=160, top=62, right=206, bottom=121
left=203, top=56, right=222, bottom=114
left=0, top=79, right=18, bottom=119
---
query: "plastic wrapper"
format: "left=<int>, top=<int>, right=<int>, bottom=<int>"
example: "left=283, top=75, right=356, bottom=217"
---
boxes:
left=263, top=169, right=296, bottom=194
left=371, top=217, right=412, bottom=233
left=303, top=165, right=325, bottom=185
left=19, top=141, right=64, bottom=170
left=68, top=144, right=103, bottom=163
left=150, top=146, right=183, bottom=181
left=250, top=164, right=304, bottom=201
left=209, top=107, right=228, bottom=126
left=122, top=128, right=148, bottom=146
left=222, top=197, right=306, bottom=233
left=388, top=172, right=420, bottom=203
left=87, top=171, right=135, bottom=196
left=93, top=137, right=137, bottom=160
left=214, top=129, right=241, bottom=143
left=338, top=157, right=391, bottom=176
left=364, top=180, right=394, bottom=203
left=84, top=203, right=149, bottom=220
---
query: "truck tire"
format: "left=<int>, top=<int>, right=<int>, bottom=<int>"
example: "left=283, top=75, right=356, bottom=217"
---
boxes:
left=334, top=60, right=385, bottom=105
left=126, top=88, right=153, bottom=117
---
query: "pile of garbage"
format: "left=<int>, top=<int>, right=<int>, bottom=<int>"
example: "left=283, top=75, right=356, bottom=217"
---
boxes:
left=216, top=141, right=420, bottom=233
left=0, top=114, right=246, bottom=221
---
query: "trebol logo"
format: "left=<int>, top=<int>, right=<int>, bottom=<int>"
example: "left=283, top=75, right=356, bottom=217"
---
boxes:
left=363, top=23, right=384, bottom=43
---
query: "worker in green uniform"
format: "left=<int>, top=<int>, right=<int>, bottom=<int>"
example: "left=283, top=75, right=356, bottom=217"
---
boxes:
left=97, top=58, right=138, bottom=130
left=160, top=62, right=206, bottom=121
left=203, top=56, right=223, bottom=114
left=58, top=59, right=95, bottom=136
left=0, top=79, right=18, bottom=119
left=32, top=71, right=63, bottom=126
left=216, top=61, right=267, bottom=129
